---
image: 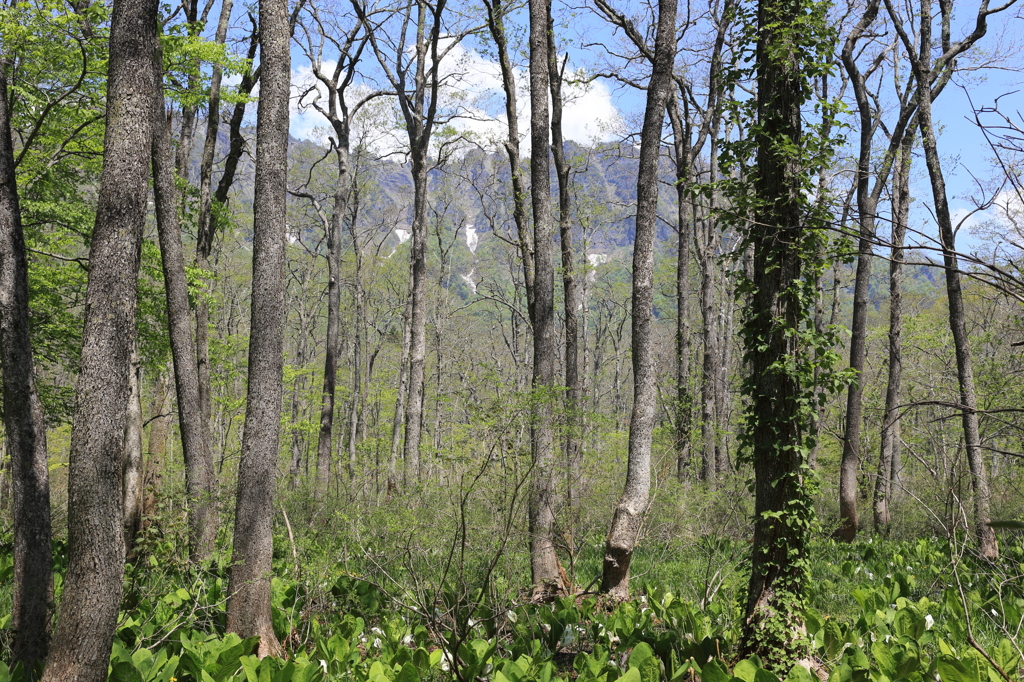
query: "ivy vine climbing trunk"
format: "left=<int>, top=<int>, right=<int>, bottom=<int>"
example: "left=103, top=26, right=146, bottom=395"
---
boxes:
left=735, top=0, right=842, bottom=668
left=0, top=52, right=53, bottom=678
left=600, top=0, right=676, bottom=600
left=225, top=0, right=290, bottom=656
left=40, top=0, right=157, bottom=675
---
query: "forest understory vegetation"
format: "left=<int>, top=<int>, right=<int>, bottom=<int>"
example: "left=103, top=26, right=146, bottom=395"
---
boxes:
left=3, top=468, right=1024, bottom=682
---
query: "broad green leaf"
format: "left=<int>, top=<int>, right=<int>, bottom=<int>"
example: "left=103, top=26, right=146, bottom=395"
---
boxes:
left=733, top=659, right=760, bottom=682
left=784, top=664, right=816, bottom=682
left=617, top=666, right=642, bottom=682
left=394, top=662, right=419, bottom=682
left=704, top=659, right=737, bottom=679
left=936, top=655, right=981, bottom=682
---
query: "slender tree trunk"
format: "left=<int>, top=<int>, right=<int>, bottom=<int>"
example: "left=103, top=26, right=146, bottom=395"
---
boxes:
left=152, top=55, right=218, bottom=563
left=316, top=142, right=351, bottom=494
left=716, top=277, right=736, bottom=474
left=316, top=188, right=341, bottom=488
left=699, top=234, right=718, bottom=484
left=668, top=95, right=693, bottom=482
left=287, top=312, right=308, bottom=487
left=225, top=0, right=289, bottom=656
left=600, top=0, right=676, bottom=600
left=196, top=21, right=260, bottom=435
left=906, top=3, right=997, bottom=558
left=485, top=0, right=534, bottom=307
left=875, top=131, right=912, bottom=532
left=0, top=53, right=53, bottom=678
left=548, top=28, right=581, bottom=552
left=123, top=347, right=144, bottom=554
left=835, top=0, right=882, bottom=542
left=389, top=295, right=412, bottom=490
left=194, top=0, right=234, bottom=431
left=403, top=150, right=429, bottom=483
left=527, top=0, right=562, bottom=595
left=395, top=0, right=442, bottom=485
left=40, top=0, right=156, bottom=675
left=346, top=176, right=366, bottom=480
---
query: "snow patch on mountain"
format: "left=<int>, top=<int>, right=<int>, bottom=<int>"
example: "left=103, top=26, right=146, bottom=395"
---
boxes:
left=464, top=224, right=478, bottom=253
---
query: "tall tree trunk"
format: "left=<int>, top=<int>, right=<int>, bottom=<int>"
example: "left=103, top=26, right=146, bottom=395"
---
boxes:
left=699, top=234, right=718, bottom=484
left=316, top=148, right=347, bottom=491
left=0, top=53, right=53, bottom=678
left=485, top=0, right=534, bottom=306
left=123, top=347, right=144, bottom=554
left=347, top=241, right=363, bottom=480
left=668, top=94, right=693, bottom=482
left=600, top=0, right=676, bottom=600
left=392, top=0, right=446, bottom=485
left=527, top=0, right=562, bottom=595
left=835, top=0, right=883, bottom=542
left=900, top=0, right=997, bottom=558
left=548, top=28, right=581, bottom=553
left=225, top=0, right=289, bottom=656
left=194, top=0, right=235, bottom=431
left=152, top=54, right=218, bottom=563
left=715, top=276, right=736, bottom=474
left=875, top=131, right=912, bottom=532
left=195, top=19, right=260, bottom=440
left=389, top=295, right=412, bottom=490
left=40, top=0, right=156, bottom=675
left=404, top=152, right=428, bottom=483
left=739, top=0, right=822, bottom=665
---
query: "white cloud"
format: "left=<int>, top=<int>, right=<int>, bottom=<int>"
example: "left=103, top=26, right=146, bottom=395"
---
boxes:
left=560, top=77, right=622, bottom=143
left=288, top=41, right=622, bottom=153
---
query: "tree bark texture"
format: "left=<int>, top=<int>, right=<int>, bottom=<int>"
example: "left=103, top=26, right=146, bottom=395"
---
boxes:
left=40, top=0, right=156, bottom=676
left=600, top=0, right=676, bottom=600
left=123, top=348, right=144, bottom=555
left=739, top=0, right=814, bottom=664
left=403, top=150, right=428, bottom=482
left=152, top=56, right=219, bottom=563
left=0, top=54, right=53, bottom=677
left=225, top=0, right=290, bottom=656
left=527, top=0, right=562, bottom=594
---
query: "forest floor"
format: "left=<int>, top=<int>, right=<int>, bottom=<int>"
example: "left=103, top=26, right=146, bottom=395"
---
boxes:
left=2, top=522, right=1022, bottom=682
